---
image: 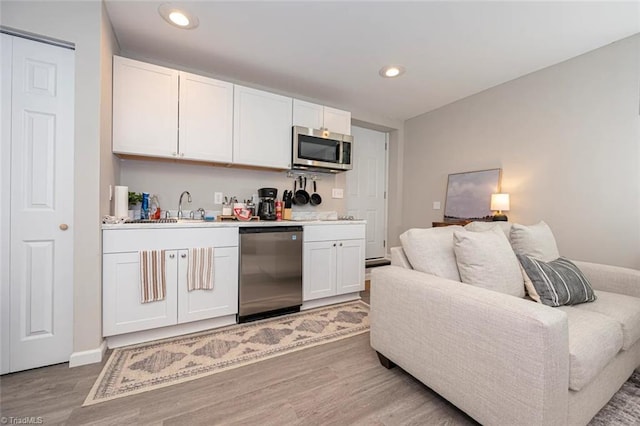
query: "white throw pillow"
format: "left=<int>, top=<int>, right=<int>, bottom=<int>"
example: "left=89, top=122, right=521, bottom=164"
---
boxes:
left=453, top=227, right=525, bottom=298
left=510, top=221, right=560, bottom=262
left=464, top=221, right=512, bottom=240
left=399, top=226, right=463, bottom=281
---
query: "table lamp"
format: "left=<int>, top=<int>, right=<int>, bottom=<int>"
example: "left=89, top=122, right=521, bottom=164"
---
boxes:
left=490, top=193, right=510, bottom=221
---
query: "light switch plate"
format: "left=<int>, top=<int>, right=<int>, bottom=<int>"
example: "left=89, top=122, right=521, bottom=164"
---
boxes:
left=433, top=201, right=441, bottom=210
left=332, top=188, right=344, bottom=199
left=214, top=192, right=223, bottom=204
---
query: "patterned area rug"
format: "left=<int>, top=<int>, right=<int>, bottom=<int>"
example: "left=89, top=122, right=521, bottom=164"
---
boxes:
left=590, top=370, right=640, bottom=425
left=84, top=300, right=369, bottom=406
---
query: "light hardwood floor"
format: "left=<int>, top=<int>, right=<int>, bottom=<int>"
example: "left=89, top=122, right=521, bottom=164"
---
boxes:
left=0, top=292, right=476, bottom=425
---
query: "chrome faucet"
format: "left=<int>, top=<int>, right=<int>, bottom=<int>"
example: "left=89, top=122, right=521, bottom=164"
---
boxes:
left=177, top=191, right=192, bottom=219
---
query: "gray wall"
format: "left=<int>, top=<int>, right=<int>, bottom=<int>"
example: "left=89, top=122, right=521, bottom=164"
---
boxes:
left=402, top=34, right=640, bottom=268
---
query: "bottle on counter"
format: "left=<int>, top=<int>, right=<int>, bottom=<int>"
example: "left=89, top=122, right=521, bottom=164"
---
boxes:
left=141, top=192, right=150, bottom=219
left=275, top=200, right=283, bottom=221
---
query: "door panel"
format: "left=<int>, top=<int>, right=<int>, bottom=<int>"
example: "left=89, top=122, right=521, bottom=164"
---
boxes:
left=6, top=35, right=74, bottom=372
left=336, top=239, right=365, bottom=294
left=303, top=241, right=336, bottom=301
left=178, top=247, right=239, bottom=323
left=103, top=252, right=178, bottom=336
left=346, top=126, right=387, bottom=259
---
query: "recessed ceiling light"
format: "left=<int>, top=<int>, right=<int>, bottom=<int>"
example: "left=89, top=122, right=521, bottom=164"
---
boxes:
left=159, top=3, right=199, bottom=30
left=379, top=65, right=406, bottom=78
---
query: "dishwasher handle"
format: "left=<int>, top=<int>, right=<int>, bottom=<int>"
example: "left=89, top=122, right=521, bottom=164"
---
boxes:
left=239, top=226, right=303, bottom=234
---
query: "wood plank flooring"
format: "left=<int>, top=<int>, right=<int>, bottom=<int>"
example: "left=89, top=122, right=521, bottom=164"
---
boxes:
left=0, top=292, right=476, bottom=425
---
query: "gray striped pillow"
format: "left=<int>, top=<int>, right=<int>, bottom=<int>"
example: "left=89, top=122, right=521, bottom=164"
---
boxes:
left=517, top=255, right=596, bottom=307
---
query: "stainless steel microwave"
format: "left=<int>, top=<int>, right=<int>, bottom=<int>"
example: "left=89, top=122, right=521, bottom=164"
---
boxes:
left=291, top=126, right=353, bottom=173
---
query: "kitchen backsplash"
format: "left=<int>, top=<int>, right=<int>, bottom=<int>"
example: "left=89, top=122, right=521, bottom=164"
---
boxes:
left=119, top=158, right=347, bottom=215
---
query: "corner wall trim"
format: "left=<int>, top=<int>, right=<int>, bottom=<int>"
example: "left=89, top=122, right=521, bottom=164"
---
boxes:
left=69, top=340, right=107, bottom=368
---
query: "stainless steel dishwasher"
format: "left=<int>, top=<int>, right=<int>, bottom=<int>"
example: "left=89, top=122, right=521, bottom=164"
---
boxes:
left=238, top=226, right=303, bottom=323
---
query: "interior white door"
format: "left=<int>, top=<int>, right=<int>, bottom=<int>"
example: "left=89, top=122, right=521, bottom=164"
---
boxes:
left=346, top=126, right=387, bottom=259
left=2, top=34, right=75, bottom=373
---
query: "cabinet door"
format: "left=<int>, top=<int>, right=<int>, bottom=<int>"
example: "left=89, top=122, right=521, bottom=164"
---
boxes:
left=293, top=99, right=323, bottom=129
left=303, top=241, right=337, bottom=301
left=336, top=239, right=365, bottom=295
left=233, top=85, right=292, bottom=169
left=112, top=56, right=178, bottom=157
left=177, top=247, right=239, bottom=324
left=323, top=106, right=351, bottom=135
left=103, top=251, right=178, bottom=336
left=178, top=72, right=233, bottom=163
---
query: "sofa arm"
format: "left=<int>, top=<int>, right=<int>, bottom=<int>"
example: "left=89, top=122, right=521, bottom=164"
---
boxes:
left=390, top=246, right=412, bottom=269
left=572, top=260, right=640, bottom=298
left=370, top=266, right=570, bottom=426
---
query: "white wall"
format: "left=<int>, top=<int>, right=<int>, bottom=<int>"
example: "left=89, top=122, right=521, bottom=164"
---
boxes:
left=1, top=1, right=106, bottom=353
left=119, top=159, right=347, bottom=215
left=403, top=34, right=640, bottom=268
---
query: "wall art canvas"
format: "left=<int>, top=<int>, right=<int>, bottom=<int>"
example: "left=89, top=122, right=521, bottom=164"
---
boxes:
left=444, top=168, right=502, bottom=221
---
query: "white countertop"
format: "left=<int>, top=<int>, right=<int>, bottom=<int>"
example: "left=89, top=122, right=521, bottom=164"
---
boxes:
left=102, top=219, right=366, bottom=230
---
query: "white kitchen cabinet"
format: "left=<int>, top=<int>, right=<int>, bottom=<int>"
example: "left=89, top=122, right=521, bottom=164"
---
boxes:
left=103, top=251, right=178, bottom=336
left=178, top=72, right=234, bottom=162
left=113, top=56, right=179, bottom=158
left=303, top=224, right=365, bottom=302
left=233, top=85, right=293, bottom=169
left=293, top=99, right=351, bottom=135
left=177, top=247, right=238, bottom=323
left=112, top=56, right=234, bottom=162
left=103, top=228, right=239, bottom=337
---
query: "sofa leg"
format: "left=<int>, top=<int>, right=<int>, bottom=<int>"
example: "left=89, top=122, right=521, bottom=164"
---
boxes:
left=376, top=351, right=396, bottom=369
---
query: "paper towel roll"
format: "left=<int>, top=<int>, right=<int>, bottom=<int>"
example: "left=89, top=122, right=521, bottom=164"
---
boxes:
left=114, top=185, right=129, bottom=218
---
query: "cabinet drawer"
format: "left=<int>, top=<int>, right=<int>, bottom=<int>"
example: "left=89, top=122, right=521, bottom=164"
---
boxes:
left=303, top=224, right=365, bottom=242
left=103, top=227, right=239, bottom=253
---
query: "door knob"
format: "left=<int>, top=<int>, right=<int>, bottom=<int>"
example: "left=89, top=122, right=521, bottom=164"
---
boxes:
left=59, top=224, right=69, bottom=231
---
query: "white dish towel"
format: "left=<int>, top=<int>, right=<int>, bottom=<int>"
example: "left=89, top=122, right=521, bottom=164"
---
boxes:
left=188, top=247, right=215, bottom=291
left=139, top=250, right=166, bottom=303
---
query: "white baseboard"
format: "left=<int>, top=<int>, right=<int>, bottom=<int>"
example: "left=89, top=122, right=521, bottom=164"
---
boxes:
left=69, top=340, right=107, bottom=368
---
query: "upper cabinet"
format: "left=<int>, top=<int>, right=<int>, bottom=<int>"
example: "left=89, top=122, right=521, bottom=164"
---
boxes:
left=178, top=72, right=234, bottom=162
left=233, top=85, right=293, bottom=169
left=113, top=56, right=179, bottom=158
left=293, top=99, right=351, bottom=135
left=112, top=56, right=233, bottom=163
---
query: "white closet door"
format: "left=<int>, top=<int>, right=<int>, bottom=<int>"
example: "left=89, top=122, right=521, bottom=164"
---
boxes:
left=2, top=34, right=75, bottom=373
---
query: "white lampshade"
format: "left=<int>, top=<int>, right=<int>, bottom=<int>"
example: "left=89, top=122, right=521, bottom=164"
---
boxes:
left=490, top=193, right=510, bottom=212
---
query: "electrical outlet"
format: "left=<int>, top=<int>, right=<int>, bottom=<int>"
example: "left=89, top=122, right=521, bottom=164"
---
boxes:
left=214, top=192, right=223, bottom=204
left=433, top=201, right=441, bottom=210
left=332, top=188, right=344, bottom=199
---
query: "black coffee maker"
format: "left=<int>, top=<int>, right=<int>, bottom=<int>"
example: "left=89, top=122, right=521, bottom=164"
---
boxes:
left=257, top=188, right=277, bottom=221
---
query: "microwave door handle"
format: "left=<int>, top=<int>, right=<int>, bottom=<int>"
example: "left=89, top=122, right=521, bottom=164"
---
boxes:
left=338, top=141, right=343, bottom=164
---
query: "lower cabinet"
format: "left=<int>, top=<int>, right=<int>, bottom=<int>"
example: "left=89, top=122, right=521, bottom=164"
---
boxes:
left=102, top=228, right=238, bottom=337
left=303, top=224, right=365, bottom=302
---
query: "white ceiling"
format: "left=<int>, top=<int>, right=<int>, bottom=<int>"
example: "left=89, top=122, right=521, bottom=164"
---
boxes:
left=104, top=1, right=640, bottom=123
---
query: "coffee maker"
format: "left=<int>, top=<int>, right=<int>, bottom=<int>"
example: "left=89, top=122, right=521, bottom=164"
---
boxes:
left=257, top=188, right=277, bottom=221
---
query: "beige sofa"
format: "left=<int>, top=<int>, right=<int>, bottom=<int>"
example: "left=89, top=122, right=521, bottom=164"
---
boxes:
left=370, top=226, right=640, bottom=426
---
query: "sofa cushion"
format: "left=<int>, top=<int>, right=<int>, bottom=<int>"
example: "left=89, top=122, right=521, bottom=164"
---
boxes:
left=573, top=290, right=640, bottom=350
left=399, top=226, right=463, bottom=281
left=558, top=307, right=623, bottom=391
left=518, top=256, right=596, bottom=307
left=464, top=221, right=512, bottom=240
left=453, top=227, right=525, bottom=297
left=510, top=221, right=560, bottom=262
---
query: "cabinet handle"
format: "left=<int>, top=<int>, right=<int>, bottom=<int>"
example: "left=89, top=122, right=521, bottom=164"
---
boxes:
left=59, top=223, right=69, bottom=231
left=339, top=243, right=343, bottom=247
left=333, top=243, right=336, bottom=247
left=169, top=254, right=175, bottom=259
left=181, top=253, right=187, bottom=258
left=180, top=153, right=184, bottom=157
left=172, top=152, right=177, bottom=156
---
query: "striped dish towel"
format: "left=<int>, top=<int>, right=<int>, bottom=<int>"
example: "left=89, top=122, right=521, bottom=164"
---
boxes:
left=188, top=247, right=215, bottom=291
left=139, top=250, right=166, bottom=303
